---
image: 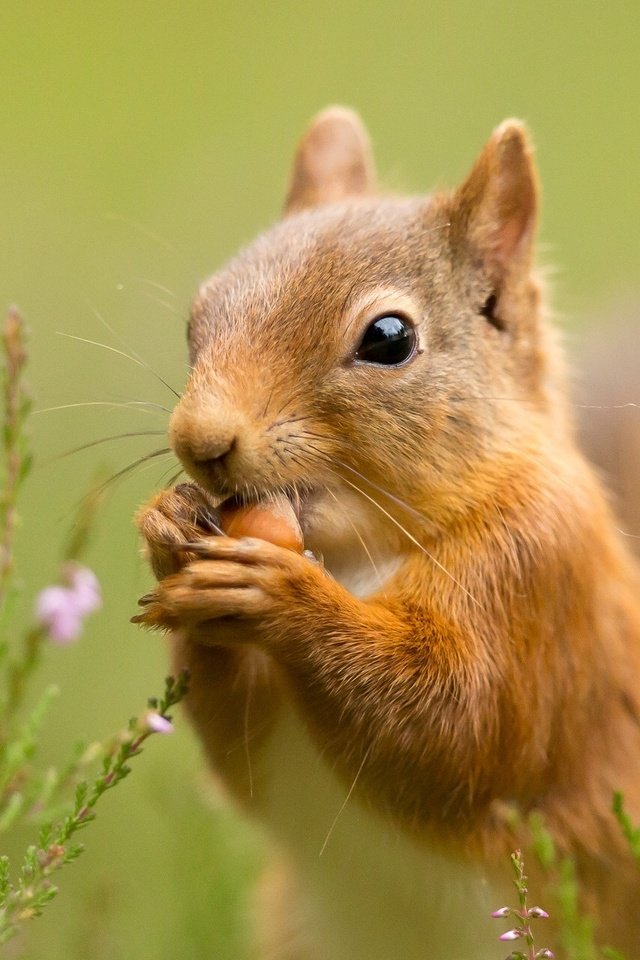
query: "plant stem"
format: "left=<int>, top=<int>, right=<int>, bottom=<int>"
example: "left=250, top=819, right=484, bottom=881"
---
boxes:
left=5, top=627, right=46, bottom=723
left=0, top=307, right=29, bottom=609
left=511, top=850, right=536, bottom=960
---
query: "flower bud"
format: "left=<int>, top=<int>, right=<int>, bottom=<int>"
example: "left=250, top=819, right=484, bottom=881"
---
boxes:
left=490, top=906, right=511, bottom=918
left=143, top=711, right=174, bottom=734
left=528, top=906, right=549, bottom=919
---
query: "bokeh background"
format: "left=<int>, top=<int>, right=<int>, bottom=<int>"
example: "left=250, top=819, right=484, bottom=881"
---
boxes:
left=2, top=1, right=639, bottom=957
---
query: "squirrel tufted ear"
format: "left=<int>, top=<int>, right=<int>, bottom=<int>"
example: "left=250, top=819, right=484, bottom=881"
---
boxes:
left=284, top=107, right=377, bottom=215
left=450, top=120, right=538, bottom=279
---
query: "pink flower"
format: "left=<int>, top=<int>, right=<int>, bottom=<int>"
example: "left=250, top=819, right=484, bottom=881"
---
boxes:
left=528, top=906, right=549, bottom=919
left=491, top=907, right=511, bottom=919
left=36, top=586, right=82, bottom=644
left=66, top=564, right=101, bottom=616
left=143, top=711, right=174, bottom=734
left=35, top=564, right=101, bottom=645
left=499, top=929, right=524, bottom=941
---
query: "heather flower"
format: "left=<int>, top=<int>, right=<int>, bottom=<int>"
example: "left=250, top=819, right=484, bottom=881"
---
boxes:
left=492, top=850, right=554, bottom=960
left=66, top=563, right=101, bottom=615
left=35, top=563, right=101, bottom=644
left=528, top=907, right=549, bottom=919
left=143, top=711, right=174, bottom=734
left=36, top=586, right=83, bottom=644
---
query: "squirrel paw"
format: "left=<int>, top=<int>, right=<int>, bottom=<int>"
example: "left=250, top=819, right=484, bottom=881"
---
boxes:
left=135, top=482, right=221, bottom=581
left=131, top=535, right=329, bottom=644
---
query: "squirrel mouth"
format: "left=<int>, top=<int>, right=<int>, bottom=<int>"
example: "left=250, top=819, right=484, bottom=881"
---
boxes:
left=186, top=481, right=317, bottom=542
left=219, top=488, right=307, bottom=522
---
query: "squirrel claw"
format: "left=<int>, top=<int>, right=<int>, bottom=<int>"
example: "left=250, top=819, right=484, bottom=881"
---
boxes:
left=176, top=540, right=218, bottom=554
left=130, top=608, right=168, bottom=630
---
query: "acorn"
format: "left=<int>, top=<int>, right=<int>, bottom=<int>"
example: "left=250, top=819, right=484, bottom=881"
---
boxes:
left=219, top=496, right=304, bottom=553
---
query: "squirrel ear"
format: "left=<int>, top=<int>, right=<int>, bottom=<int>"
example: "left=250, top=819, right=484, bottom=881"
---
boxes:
left=284, top=107, right=377, bottom=215
left=450, top=120, right=538, bottom=279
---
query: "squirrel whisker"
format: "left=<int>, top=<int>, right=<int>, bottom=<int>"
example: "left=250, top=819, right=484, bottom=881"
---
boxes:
left=33, top=399, right=172, bottom=417
left=338, top=472, right=482, bottom=607
left=65, top=448, right=175, bottom=527
left=138, top=290, right=182, bottom=316
left=57, top=331, right=180, bottom=400
left=156, top=465, right=185, bottom=491
left=135, top=277, right=178, bottom=299
left=325, top=488, right=386, bottom=594
left=51, top=430, right=168, bottom=463
left=89, top=448, right=173, bottom=498
left=333, top=459, right=433, bottom=528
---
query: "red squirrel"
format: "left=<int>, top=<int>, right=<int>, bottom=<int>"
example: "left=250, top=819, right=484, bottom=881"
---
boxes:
left=135, top=108, right=640, bottom=958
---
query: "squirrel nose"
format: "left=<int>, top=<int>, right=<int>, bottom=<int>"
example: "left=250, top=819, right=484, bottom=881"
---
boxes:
left=174, top=430, right=237, bottom=473
left=169, top=401, right=241, bottom=484
left=191, top=435, right=235, bottom=465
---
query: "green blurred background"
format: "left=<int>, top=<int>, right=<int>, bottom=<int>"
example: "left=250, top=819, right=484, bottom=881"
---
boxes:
left=1, top=1, right=639, bottom=957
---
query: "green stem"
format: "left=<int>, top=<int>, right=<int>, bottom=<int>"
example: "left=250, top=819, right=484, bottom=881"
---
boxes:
left=6, top=628, right=45, bottom=718
left=0, top=307, right=28, bottom=610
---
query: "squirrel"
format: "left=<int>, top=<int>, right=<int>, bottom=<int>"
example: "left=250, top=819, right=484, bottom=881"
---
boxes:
left=134, top=108, right=640, bottom=959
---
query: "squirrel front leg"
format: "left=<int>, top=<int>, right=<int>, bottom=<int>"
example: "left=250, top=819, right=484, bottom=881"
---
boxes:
left=136, top=485, right=282, bottom=805
left=137, top=534, right=502, bottom=834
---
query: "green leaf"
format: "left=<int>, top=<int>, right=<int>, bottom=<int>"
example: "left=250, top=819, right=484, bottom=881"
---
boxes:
left=612, top=791, right=640, bottom=866
left=0, top=855, right=11, bottom=900
left=529, top=812, right=556, bottom=871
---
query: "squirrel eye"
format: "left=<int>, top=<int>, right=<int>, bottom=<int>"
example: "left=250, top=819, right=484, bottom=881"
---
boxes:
left=354, top=314, right=417, bottom=366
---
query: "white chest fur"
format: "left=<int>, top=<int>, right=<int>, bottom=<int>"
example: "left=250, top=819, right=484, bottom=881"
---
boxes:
left=243, top=552, right=504, bottom=960
left=252, top=705, right=504, bottom=960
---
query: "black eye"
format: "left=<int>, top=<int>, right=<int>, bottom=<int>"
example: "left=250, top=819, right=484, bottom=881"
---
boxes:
left=354, top=314, right=417, bottom=366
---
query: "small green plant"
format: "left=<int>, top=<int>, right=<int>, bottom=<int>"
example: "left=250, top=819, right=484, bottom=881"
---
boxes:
left=0, top=307, right=188, bottom=950
left=0, top=672, right=188, bottom=944
left=529, top=812, right=600, bottom=960
left=491, top=849, right=554, bottom=960
left=527, top=810, right=633, bottom=960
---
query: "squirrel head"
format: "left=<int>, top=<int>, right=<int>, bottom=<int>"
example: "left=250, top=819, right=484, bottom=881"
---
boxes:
left=170, top=107, right=562, bottom=552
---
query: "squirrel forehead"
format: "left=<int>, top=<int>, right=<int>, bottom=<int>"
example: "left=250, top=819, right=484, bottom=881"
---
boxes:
left=191, top=196, right=447, bottom=339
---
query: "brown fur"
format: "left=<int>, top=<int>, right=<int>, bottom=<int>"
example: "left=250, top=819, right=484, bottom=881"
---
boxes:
left=135, top=108, right=640, bottom=955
